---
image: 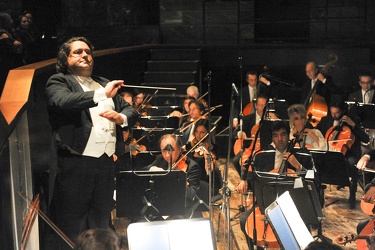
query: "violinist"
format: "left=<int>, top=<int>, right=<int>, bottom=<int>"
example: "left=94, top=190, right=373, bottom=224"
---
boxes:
left=119, top=90, right=134, bottom=106
left=187, top=85, right=208, bottom=108
left=316, top=95, right=370, bottom=208
left=133, top=89, right=145, bottom=110
left=301, top=61, right=337, bottom=107
left=185, top=119, right=222, bottom=196
left=144, top=134, right=201, bottom=206
left=178, top=100, right=205, bottom=145
left=115, top=127, right=134, bottom=171
left=287, top=104, right=327, bottom=150
left=169, top=96, right=195, bottom=126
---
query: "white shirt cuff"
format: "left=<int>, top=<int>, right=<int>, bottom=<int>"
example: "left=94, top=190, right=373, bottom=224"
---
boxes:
left=321, top=78, right=327, bottom=84
left=93, top=88, right=107, bottom=103
left=119, top=114, right=128, bottom=128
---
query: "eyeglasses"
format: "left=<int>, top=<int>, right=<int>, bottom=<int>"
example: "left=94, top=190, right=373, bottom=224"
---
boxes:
left=360, top=81, right=372, bottom=84
left=70, top=49, right=92, bottom=57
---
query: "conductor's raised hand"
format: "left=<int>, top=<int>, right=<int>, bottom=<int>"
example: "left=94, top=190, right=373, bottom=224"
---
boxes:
left=105, top=80, right=124, bottom=98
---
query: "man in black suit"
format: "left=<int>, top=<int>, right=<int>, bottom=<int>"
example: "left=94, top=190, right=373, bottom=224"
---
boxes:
left=45, top=37, right=138, bottom=249
left=316, top=96, right=369, bottom=208
left=301, top=61, right=337, bottom=108
left=233, top=71, right=271, bottom=128
left=239, top=121, right=309, bottom=249
left=348, top=72, right=375, bottom=104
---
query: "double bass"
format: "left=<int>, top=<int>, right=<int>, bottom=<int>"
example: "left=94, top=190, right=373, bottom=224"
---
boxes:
left=303, top=53, right=338, bottom=127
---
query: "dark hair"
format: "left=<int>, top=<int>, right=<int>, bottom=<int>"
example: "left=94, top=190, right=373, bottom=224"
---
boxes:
left=358, top=72, right=373, bottom=81
left=56, top=37, right=94, bottom=73
left=255, top=93, right=268, bottom=103
left=188, top=100, right=205, bottom=112
left=0, top=12, right=14, bottom=34
left=329, top=94, right=346, bottom=111
left=246, top=71, right=258, bottom=78
left=270, top=120, right=290, bottom=135
left=74, top=228, right=124, bottom=250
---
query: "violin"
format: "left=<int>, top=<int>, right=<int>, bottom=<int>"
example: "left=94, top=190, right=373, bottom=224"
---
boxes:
left=129, top=126, right=157, bottom=156
left=172, top=155, right=188, bottom=172
left=242, top=102, right=254, bottom=116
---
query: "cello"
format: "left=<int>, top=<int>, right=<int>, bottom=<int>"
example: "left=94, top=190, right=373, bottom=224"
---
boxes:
left=303, top=53, right=338, bottom=127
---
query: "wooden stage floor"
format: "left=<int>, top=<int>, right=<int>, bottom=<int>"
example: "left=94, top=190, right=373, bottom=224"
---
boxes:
left=113, top=158, right=372, bottom=250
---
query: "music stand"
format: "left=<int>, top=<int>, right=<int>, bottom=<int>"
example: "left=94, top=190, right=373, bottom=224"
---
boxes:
left=252, top=171, right=322, bottom=227
left=116, top=170, right=187, bottom=218
left=310, top=150, right=350, bottom=186
left=359, top=104, right=375, bottom=129
left=137, top=116, right=179, bottom=129
left=132, top=128, right=175, bottom=151
left=265, top=191, right=314, bottom=250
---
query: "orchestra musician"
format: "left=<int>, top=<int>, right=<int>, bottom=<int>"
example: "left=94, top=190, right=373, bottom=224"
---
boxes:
left=169, top=95, right=195, bottom=126
left=232, top=93, right=278, bottom=194
left=239, top=121, right=310, bottom=249
left=287, top=104, right=327, bottom=150
left=301, top=61, right=337, bottom=107
left=178, top=100, right=206, bottom=145
left=133, top=89, right=146, bottom=112
left=144, top=134, right=201, bottom=207
left=233, top=71, right=271, bottom=128
left=186, top=85, right=208, bottom=108
left=316, top=95, right=370, bottom=208
left=348, top=72, right=375, bottom=104
left=184, top=118, right=222, bottom=196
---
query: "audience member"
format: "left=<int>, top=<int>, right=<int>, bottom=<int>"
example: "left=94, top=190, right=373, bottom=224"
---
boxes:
left=75, top=228, right=125, bottom=250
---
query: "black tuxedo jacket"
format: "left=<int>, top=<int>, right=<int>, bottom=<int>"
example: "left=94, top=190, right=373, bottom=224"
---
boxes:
left=45, top=73, right=139, bottom=203
left=300, top=77, right=336, bottom=107
left=348, top=89, right=375, bottom=104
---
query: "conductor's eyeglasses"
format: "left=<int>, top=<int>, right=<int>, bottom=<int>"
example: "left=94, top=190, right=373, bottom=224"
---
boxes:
left=71, top=49, right=92, bottom=56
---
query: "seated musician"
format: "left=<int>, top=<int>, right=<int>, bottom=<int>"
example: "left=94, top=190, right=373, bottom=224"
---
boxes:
left=232, top=94, right=278, bottom=194
left=187, top=85, right=208, bottom=108
left=133, top=89, right=145, bottom=110
left=239, top=121, right=309, bottom=249
left=233, top=71, right=271, bottom=128
left=144, top=134, right=201, bottom=206
left=287, top=104, right=327, bottom=150
left=184, top=118, right=222, bottom=196
left=169, top=96, right=196, bottom=126
left=316, top=95, right=370, bottom=208
left=178, top=100, right=205, bottom=145
left=348, top=72, right=374, bottom=104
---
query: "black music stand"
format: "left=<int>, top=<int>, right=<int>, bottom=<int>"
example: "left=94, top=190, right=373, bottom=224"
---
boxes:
left=133, top=128, right=175, bottom=151
left=252, top=172, right=323, bottom=227
left=137, top=116, right=179, bottom=129
left=116, top=170, right=187, bottom=218
left=310, top=150, right=350, bottom=186
left=359, top=104, right=375, bottom=129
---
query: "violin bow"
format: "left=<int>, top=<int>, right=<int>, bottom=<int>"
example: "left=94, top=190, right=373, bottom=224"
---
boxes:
left=172, top=126, right=216, bottom=169
left=21, top=195, right=39, bottom=250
